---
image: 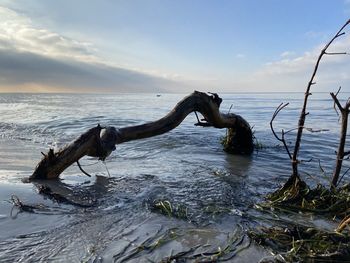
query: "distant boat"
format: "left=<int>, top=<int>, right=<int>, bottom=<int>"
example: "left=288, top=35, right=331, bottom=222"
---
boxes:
left=156, top=94, right=161, bottom=97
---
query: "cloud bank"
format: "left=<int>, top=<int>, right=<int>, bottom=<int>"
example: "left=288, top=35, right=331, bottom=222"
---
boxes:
left=1, top=5, right=350, bottom=93
left=0, top=6, right=180, bottom=93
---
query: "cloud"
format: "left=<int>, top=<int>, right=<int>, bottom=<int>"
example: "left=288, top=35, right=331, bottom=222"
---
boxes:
left=0, top=6, right=182, bottom=93
left=248, top=34, right=350, bottom=92
left=280, top=51, right=295, bottom=58
left=0, top=48, right=186, bottom=93
left=0, top=6, right=97, bottom=62
left=2, top=5, right=349, bottom=94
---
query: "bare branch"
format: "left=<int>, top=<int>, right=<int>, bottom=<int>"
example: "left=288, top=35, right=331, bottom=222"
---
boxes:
left=331, top=89, right=350, bottom=187
left=194, top=111, right=212, bottom=127
left=346, top=98, right=350, bottom=111
left=299, top=158, right=313, bottom=164
left=338, top=167, right=350, bottom=186
left=76, top=160, right=92, bottom=177
left=324, top=51, right=347, bottom=55
left=194, top=122, right=213, bottom=127
left=332, top=87, right=342, bottom=116
left=281, top=129, right=293, bottom=159
left=270, top=103, right=287, bottom=138
left=284, top=127, right=300, bottom=135
left=305, top=128, right=330, bottom=133
left=227, top=104, right=233, bottom=114
left=270, top=102, right=292, bottom=159
left=331, top=92, right=344, bottom=112
left=344, top=150, right=350, bottom=156
left=292, top=19, right=350, bottom=178
left=318, top=159, right=326, bottom=175
left=282, top=126, right=329, bottom=135
left=335, top=86, right=342, bottom=97
left=340, top=155, right=350, bottom=161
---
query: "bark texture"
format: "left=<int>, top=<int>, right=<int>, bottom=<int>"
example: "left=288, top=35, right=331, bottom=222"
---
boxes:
left=31, top=91, right=253, bottom=180
left=330, top=92, right=350, bottom=187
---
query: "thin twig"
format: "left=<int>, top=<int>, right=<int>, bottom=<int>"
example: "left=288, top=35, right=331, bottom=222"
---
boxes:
left=77, top=160, right=92, bottom=177
left=346, top=98, right=350, bottom=110
left=305, top=128, right=330, bottom=133
left=284, top=127, right=300, bottom=135
left=228, top=104, right=233, bottom=114
left=299, top=158, right=313, bottom=164
left=331, top=92, right=344, bottom=113
left=193, top=111, right=212, bottom=127
left=270, top=102, right=292, bottom=159
left=335, top=87, right=341, bottom=97
left=318, top=159, right=325, bottom=174
left=332, top=87, right=342, bottom=116
left=102, top=161, right=111, bottom=177
left=338, top=167, right=350, bottom=186
left=324, top=51, right=347, bottom=55
left=194, top=111, right=200, bottom=123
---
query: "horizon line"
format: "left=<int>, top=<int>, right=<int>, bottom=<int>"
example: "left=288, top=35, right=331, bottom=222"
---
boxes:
left=0, top=91, right=347, bottom=95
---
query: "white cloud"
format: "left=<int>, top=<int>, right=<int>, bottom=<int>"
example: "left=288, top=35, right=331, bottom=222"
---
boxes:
left=248, top=34, right=350, bottom=92
left=0, top=6, right=98, bottom=63
left=1, top=5, right=350, bottom=93
left=236, top=53, right=246, bottom=59
left=0, top=6, right=194, bottom=84
left=0, top=6, right=187, bottom=92
left=280, top=51, right=295, bottom=58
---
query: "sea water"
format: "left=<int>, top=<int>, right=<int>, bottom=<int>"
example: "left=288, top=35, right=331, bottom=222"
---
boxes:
left=0, top=92, right=346, bottom=262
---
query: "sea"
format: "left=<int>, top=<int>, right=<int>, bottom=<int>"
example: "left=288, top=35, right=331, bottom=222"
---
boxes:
left=0, top=92, right=347, bottom=262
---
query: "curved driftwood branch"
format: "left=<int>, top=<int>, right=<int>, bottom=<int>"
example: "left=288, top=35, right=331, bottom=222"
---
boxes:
left=30, top=91, right=253, bottom=180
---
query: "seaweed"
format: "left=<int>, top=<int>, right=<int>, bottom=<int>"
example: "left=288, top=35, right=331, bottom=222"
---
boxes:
left=112, top=224, right=250, bottom=262
left=249, top=225, right=350, bottom=262
left=250, top=176, right=350, bottom=262
left=158, top=225, right=251, bottom=262
left=259, top=176, right=350, bottom=219
left=115, top=228, right=182, bottom=262
left=149, top=199, right=189, bottom=220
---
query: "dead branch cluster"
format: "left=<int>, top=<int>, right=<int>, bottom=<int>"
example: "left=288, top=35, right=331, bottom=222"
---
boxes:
left=270, top=19, right=350, bottom=189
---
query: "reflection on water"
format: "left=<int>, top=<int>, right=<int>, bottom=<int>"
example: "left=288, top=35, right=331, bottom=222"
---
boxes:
left=0, top=92, right=347, bottom=262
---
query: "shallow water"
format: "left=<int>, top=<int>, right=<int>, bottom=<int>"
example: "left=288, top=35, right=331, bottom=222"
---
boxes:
left=0, top=92, right=347, bottom=262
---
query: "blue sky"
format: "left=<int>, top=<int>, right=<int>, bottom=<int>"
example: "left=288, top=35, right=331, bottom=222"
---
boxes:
left=0, top=0, right=349, bottom=92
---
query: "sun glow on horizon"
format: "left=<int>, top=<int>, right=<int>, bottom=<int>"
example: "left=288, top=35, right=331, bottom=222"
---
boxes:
left=0, top=1, right=349, bottom=93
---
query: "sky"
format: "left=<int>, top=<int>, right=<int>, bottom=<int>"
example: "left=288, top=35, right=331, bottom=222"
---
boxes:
left=0, top=0, right=350, bottom=93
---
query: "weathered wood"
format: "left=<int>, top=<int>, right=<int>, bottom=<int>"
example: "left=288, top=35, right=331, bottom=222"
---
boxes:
left=330, top=91, right=350, bottom=188
left=30, top=91, right=253, bottom=180
left=291, top=20, right=350, bottom=178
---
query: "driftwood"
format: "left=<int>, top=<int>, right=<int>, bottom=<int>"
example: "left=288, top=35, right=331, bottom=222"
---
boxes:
left=30, top=91, right=253, bottom=180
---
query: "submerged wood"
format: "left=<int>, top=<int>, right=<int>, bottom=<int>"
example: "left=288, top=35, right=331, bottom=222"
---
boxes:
left=30, top=91, right=253, bottom=180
